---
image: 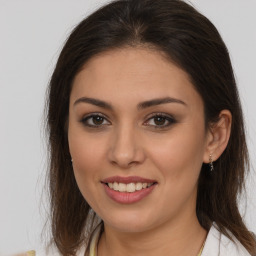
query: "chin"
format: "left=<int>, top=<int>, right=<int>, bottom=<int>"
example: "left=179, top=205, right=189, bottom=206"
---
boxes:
left=101, top=210, right=158, bottom=233
left=108, top=221, right=151, bottom=233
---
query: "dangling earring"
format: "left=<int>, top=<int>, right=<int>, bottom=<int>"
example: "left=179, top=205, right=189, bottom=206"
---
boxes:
left=209, top=154, right=214, bottom=172
left=71, top=158, right=73, bottom=164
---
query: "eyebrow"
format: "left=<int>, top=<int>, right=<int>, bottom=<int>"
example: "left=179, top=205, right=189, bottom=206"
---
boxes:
left=73, top=96, right=187, bottom=110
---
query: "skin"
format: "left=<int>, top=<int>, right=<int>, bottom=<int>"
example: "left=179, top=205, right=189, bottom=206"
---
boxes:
left=68, top=47, right=231, bottom=256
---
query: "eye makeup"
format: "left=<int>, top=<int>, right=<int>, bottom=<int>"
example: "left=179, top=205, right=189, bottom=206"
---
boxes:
left=79, top=112, right=177, bottom=130
left=144, top=112, right=176, bottom=129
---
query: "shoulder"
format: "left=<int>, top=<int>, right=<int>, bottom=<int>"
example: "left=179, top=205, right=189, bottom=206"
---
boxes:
left=202, top=222, right=251, bottom=256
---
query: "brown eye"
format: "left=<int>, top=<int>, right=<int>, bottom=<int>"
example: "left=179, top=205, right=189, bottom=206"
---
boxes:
left=81, top=114, right=110, bottom=128
left=92, top=116, right=104, bottom=125
left=145, top=113, right=176, bottom=129
left=153, top=116, right=166, bottom=126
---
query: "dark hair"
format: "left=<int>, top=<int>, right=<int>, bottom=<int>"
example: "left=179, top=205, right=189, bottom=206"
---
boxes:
left=46, top=0, right=256, bottom=255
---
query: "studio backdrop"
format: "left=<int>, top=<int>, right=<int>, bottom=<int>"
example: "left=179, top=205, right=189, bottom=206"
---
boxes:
left=0, top=0, right=255, bottom=255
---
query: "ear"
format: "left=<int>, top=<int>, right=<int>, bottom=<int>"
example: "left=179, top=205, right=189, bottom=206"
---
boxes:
left=203, top=110, right=232, bottom=163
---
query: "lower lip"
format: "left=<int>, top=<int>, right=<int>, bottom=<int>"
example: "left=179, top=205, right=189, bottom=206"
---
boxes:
left=102, top=183, right=156, bottom=204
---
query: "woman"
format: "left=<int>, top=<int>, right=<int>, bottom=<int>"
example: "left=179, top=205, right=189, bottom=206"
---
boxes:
left=46, top=0, right=256, bottom=255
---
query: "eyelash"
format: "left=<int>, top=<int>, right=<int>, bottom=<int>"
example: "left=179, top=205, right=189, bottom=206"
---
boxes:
left=80, top=112, right=176, bottom=130
left=145, top=113, right=176, bottom=129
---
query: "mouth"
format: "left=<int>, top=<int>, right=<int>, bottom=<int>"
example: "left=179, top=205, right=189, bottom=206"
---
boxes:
left=104, top=182, right=156, bottom=193
left=101, top=176, right=157, bottom=204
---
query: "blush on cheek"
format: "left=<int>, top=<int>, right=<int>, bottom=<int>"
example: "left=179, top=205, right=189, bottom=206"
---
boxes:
left=71, top=143, right=105, bottom=185
left=149, top=134, right=203, bottom=180
left=72, top=163, right=95, bottom=204
left=70, top=131, right=106, bottom=163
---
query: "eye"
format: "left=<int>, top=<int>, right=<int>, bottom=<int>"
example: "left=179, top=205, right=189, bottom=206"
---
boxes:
left=81, top=113, right=110, bottom=128
left=144, top=113, right=176, bottom=129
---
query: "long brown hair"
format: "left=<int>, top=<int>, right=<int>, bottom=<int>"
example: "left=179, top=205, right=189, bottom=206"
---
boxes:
left=46, top=0, right=256, bottom=255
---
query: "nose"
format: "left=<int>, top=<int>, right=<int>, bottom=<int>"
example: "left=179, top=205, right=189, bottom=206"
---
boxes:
left=107, top=124, right=146, bottom=169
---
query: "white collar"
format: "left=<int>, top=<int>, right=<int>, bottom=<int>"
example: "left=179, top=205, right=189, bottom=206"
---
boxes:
left=202, top=222, right=250, bottom=256
left=83, top=222, right=251, bottom=256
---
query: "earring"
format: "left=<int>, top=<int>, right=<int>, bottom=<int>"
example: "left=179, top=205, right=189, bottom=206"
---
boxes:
left=209, top=154, right=214, bottom=172
left=71, top=158, right=73, bottom=163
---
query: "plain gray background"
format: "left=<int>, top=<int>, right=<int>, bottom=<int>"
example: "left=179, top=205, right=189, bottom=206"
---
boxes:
left=0, top=0, right=255, bottom=255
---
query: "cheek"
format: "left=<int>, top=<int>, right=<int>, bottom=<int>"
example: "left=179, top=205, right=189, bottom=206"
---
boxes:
left=68, top=117, right=107, bottom=171
left=146, top=127, right=206, bottom=183
left=68, top=126, right=108, bottom=202
left=143, top=131, right=206, bottom=217
left=70, top=136, right=106, bottom=175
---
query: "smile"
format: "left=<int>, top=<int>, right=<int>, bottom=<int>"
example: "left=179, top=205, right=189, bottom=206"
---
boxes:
left=107, top=182, right=154, bottom=192
left=101, top=176, right=157, bottom=204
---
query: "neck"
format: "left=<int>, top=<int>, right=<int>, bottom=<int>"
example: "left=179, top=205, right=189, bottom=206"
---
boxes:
left=97, top=213, right=207, bottom=256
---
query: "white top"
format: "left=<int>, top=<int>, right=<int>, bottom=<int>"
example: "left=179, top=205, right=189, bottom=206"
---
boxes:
left=202, top=222, right=251, bottom=256
left=37, top=222, right=251, bottom=256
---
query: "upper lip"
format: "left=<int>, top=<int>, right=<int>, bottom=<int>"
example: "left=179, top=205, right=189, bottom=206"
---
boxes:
left=101, top=176, right=157, bottom=184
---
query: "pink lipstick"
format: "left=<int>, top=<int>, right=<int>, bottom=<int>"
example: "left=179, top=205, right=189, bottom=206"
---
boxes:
left=101, top=176, right=157, bottom=204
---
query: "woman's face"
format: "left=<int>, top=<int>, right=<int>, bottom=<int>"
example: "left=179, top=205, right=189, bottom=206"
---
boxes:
left=68, top=47, right=211, bottom=232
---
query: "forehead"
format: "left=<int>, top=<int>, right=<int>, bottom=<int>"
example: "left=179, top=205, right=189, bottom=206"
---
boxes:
left=71, top=47, right=202, bottom=108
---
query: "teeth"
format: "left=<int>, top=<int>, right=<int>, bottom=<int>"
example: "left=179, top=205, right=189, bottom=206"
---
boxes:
left=119, top=183, right=126, bottom=192
left=135, top=183, right=142, bottom=190
left=113, top=182, right=119, bottom=191
left=127, top=183, right=136, bottom=192
left=107, top=182, right=154, bottom=192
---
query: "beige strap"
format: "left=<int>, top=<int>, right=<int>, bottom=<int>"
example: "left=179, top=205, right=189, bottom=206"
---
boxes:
left=26, top=251, right=36, bottom=256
